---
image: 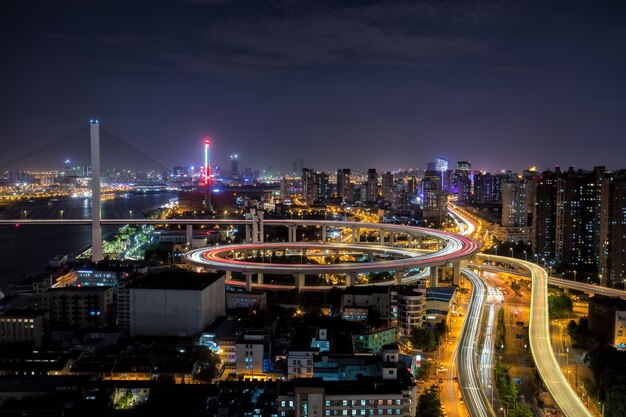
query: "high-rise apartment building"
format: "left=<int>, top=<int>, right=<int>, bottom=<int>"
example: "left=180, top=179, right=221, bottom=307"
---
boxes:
left=302, top=168, right=316, bottom=205
left=599, top=170, right=626, bottom=287
left=315, top=171, right=330, bottom=202
left=501, top=179, right=528, bottom=227
left=336, top=169, right=352, bottom=203
left=381, top=172, right=394, bottom=200
left=473, top=172, right=502, bottom=204
left=532, top=170, right=558, bottom=262
left=555, top=167, right=603, bottom=269
left=230, top=154, right=239, bottom=179
left=302, top=169, right=330, bottom=204
left=367, top=169, right=379, bottom=203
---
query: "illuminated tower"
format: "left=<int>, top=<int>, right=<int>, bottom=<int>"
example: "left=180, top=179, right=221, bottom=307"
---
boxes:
left=204, top=138, right=212, bottom=211
left=90, top=119, right=103, bottom=262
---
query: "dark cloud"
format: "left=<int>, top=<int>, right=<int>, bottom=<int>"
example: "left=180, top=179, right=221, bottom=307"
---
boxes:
left=1, top=0, right=625, bottom=172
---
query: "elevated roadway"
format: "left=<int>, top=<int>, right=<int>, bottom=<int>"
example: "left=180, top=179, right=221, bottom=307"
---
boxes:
left=470, top=262, right=626, bottom=299
left=477, top=254, right=593, bottom=417
left=458, top=267, right=496, bottom=417
left=185, top=239, right=477, bottom=275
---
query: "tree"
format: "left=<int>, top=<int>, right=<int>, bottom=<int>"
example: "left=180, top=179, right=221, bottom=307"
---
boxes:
left=433, top=321, right=447, bottom=345
left=417, top=385, right=444, bottom=417
left=548, top=292, right=573, bottom=318
left=367, top=306, right=382, bottom=327
left=411, top=326, right=436, bottom=351
left=194, top=348, right=219, bottom=382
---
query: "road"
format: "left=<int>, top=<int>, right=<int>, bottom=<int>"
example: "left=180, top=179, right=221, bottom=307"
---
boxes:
left=478, top=254, right=594, bottom=417
left=438, top=278, right=471, bottom=417
left=482, top=271, right=538, bottom=414
left=457, top=267, right=496, bottom=417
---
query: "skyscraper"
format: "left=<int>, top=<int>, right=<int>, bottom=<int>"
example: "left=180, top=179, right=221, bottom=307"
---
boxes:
left=315, top=171, right=330, bottom=202
left=367, top=169, right=379, bottom=203
left=599, top=170, right=626, bottom=287
left=555, top=167, right=602, bottom=269
left=501, top=179, right=528, bottom=227
left=230, top=154, right=239, bottom=179
left=337, top=169, right=352, bottom=203
left=532, top=170, right=557, bottom=262
left=302, top=168, right=316, bottom=205
left=381, top=172, right=394, bottom=201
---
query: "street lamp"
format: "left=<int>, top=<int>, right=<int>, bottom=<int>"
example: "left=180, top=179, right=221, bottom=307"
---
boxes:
left=510, top=247, right=514, bottom=258
left=499, top=400, right=511, bottom=417
left=494, top=245, right=498, bottom=256
left=129, top=210, right=133, bottom=218
left=22, top=210, right=27, bottom=219
left=523, top=250, right=527, bottom=261
left=59, top=210, right=64, bottom=219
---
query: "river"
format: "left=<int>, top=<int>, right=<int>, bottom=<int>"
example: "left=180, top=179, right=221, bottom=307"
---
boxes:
left=0, top=192, right=176, bottom=290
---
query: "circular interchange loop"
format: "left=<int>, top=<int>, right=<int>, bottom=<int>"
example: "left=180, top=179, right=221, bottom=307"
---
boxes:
left=184, top=221, right=480, bottom=277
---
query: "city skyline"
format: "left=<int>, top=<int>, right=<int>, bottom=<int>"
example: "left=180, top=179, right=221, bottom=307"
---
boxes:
left=2, top=1, right=626, bottom=172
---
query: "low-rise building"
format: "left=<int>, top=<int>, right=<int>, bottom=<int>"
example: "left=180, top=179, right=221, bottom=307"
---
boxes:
left=226, top=290, right=267, bottom=310
left=391, top=284, right=426, bottom=338
left=0, top=310, right=45, bottom=347
left=118, top=269, right=225, bottom=337
left=341, top=287, right=390, bottom=322
left=277, top=377, right=417, bottom=417
left=40, top=286, right=114, bottom=327
left=235, top=331, right=270, bottom=380
left=341, top=306, right=368, bottom=322
left=425, top=286, right=456, bottom=325
left=352, top=327, right=397, bottom=355
left=287, top=349, right=318, bottom=380
left=588, top=295, right=626, bottom=347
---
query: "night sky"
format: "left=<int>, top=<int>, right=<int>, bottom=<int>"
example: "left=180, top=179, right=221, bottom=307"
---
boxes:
left=1, top=0, right=625, bottom=173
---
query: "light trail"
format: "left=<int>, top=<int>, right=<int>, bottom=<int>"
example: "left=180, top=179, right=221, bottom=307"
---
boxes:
left=458, top=267, right=496, bottom=417
left=478, top=254, right=594, bottom=417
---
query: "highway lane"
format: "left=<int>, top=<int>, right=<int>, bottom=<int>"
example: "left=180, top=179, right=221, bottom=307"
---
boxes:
left=479, top=300, right=498, bottom=405
left=457, top=267, right=496, bottom=417
left=468, top=262, right=626, bottom=299
left=478, top=254, right=593, bottom=417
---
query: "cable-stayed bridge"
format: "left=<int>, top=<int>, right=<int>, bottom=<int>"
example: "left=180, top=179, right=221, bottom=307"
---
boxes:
left=0, top=121, right=170, bottom=261
left=0, top=123, right=168, bottom=178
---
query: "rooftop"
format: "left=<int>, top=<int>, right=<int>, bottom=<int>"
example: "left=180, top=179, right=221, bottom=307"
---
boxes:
left=127, top=268, right=224, bottom=290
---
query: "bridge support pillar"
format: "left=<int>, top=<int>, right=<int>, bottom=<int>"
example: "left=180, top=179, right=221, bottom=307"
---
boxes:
left=452, top=262, right=461, bottom=286
left=346, top=273, right=356, bottom=287
left=321, top=225, right=327, bottom=243
left=295, top=274, right=305, bottom=291
left=90, top=120, right=104, bottom=262
left=417, top=236, right=423, bottom=248
left=390, top=233, right=395, bottom=247
left=430, top=267, right=439, bottom=287
left=249, top=208, right=264, bottom=243
left=186, top=224, right=193, bottom=246
left=225, top=270, right=232, bottom=280
left=245, top=225, right=252, bottom=243
left=563, top=288, right=569, bottom=295
left=394, top=270, right=402, bottom=285
left=352, top=226, right=358, bottom=242
left=245, top=273, right=252, bottom=292
left=288, top=225, right=297, bottom=242
left=379, top=229, right=384, bottom=245
left=257, top=273, right=263, bottom=285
